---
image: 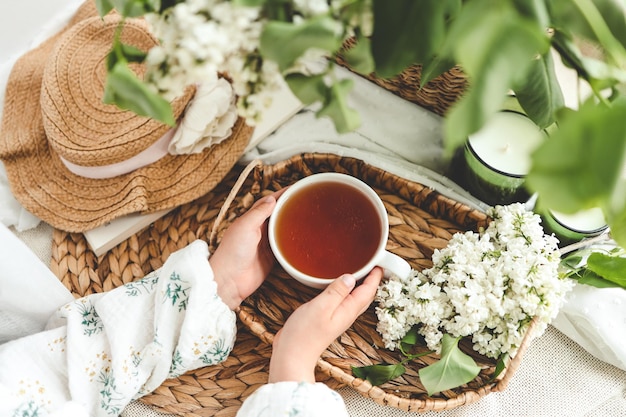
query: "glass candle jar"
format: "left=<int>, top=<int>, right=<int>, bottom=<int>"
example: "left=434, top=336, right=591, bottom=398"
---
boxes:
left=540, top=207, right=608, bottom=247
left=458, top=110, right=545, bottom=206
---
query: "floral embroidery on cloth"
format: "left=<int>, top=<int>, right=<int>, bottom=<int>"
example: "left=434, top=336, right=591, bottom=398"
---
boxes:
left=0, top=240, right=235, bottom=417
left=0, top=240, right=349, bottom=417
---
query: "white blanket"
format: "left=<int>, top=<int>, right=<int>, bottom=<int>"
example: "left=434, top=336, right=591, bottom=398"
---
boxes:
left=0, top=224, right=74, bottom=343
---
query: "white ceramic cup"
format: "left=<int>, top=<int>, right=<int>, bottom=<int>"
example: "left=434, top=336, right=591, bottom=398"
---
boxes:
left=268, top=172, right=411, bottom=289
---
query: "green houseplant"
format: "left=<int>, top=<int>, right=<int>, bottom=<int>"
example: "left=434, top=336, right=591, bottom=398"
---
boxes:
left=98, top=0, right=626, bottom=251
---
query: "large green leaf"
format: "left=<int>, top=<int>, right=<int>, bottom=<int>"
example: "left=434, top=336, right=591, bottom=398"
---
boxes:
left=526, top=98, right=626, bottom=213
left=418, top=334, right=481, bottom=396
left=513, top=0, right=550, bottom=29
left=560, top=251, right=623, bottom=288
left=578, top=269, right=623, bottom=288
left=370, top=0, right=460, bottom=78
left=513, top=52, right=564, bottom=128
left=443, top=3, right=549, bottom=152
left=593, top=0, right=626, bottom=49
left=420, top=56, right=457, bottom=88
left=341, top=36, right=375, bottom=75
left=259, top=17, right=342, bottom=71
left=103, top=61, right=175, bottom=126
left=316, top=78, right=361, bottom=133
left=585, top=252, right=626, bottom=288
left=284, top=73, right=326, bottom=105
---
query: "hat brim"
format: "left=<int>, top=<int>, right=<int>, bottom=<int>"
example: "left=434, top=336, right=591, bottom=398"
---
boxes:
left=0, top=1, right=253, bottom=232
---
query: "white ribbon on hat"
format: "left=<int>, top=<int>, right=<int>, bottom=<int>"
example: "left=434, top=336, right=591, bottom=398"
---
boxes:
left=59, top=78, right=238, bottom=179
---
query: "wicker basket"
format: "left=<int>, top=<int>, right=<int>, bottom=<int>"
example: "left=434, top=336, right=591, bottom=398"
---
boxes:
left=335, top=38, right=467, bottom=116
left=51, top=153, right=537, bottom=415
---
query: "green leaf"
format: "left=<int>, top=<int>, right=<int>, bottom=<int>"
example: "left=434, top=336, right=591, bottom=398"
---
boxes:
left=586, top=252, right=626, bottom=288
left=605, top=196, right=626, bottom=249
left=95, top=0, right=115, bottom=16
left=284, top=73, right=326, bottom=105
left=342, top=36, right=375, bottom=75
left=577, top=269, right=622, bottom=288
left=418, top=334, right=481, bottom=396
left=548, top=0, right=626, bottom=60
left=443, top=4, right=549, bottom=152
left=260, top=17, right=342, bottom=72
left=120, top=43, right=147, bottom=63
left=316, top=78, right=361, bottom=133
left=370, top=0, right=460, bottom=78
left=106, top=43, right=147, bottom=71
left=110, top=0, right=159, bottom=17
left=352, top=363, right=406, bottom=386
left=420, top=56, right=457, bottom=88
left=561, top=254, right=584, bottom=270
left=513, top=0, right=550, bottom=29
left=592, top=0, right=626, bottom=49
left=525, top=98, right=626, bottom=213
left=490, top=353, right=509, bottom=382
left=159, top=0, right=185, bottom=12
left=513, top=52, right=564, bottom=128
left=400, top=326, right=421, bottom=356
left=232, top=0, right=266, bottom=6
left=551, top=31, right=626, bottom=93
left=103, top=61, right=175, bottom=126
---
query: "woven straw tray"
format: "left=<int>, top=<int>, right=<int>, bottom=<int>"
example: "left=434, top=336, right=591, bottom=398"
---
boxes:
left=51, top=153, right=537, bottom=416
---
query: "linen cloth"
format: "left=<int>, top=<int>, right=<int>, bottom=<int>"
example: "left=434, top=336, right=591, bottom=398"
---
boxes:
left=0, top=223, right=74, bottom=343
left=0, top=238, right=348, bottom=417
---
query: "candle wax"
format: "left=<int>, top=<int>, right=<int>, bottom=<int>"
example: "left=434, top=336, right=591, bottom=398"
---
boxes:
left=551, top=207, right=607, bottom=233
left=468, top=111, right=544, bottom=176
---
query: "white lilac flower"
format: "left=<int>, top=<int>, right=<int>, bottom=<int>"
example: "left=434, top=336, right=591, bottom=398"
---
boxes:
left=375, top=203, right=574, bottom=359
left=139, top=0, right=374, bottom=125
left=144, top=0, right=282, bottom=122
left=140, top=0, right=383, bottom=131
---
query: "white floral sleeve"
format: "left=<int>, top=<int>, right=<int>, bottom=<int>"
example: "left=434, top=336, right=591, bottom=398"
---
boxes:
left=237, top=381, right=349, bottom=417
left=0, top=240, right=236, bottom=417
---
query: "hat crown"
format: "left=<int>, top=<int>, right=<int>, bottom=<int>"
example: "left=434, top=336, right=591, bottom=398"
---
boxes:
left=41, top=15, right=191, bottom=167
left=0, top=1, right=251, bottom=233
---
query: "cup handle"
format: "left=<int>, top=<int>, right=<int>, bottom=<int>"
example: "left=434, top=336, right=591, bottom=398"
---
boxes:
left=378, top=250, right=412, bottom=280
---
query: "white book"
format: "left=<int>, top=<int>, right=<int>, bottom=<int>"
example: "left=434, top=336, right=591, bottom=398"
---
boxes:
left=83, top=209, right=172, bottom=257
left=245, top=78, right=304, bottom=152
left=83, top=79, right=303, bottom=256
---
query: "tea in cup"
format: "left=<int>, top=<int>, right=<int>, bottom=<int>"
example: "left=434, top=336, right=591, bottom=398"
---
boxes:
left=268, top=172, right=411, bottom=289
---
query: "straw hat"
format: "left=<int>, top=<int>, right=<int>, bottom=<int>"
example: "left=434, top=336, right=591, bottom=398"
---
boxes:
left=0, top=1, right=253, bottom=233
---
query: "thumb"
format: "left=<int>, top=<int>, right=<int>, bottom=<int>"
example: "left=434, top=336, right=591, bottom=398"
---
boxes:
left=242, top=195, right=276, bottom=226
left=317, top=274, right=356, bottom=310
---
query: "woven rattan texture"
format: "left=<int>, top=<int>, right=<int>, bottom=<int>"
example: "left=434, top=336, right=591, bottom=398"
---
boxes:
left=51, top=153, right=535, bottom=415
left=335, top=38, right=467, bottom=116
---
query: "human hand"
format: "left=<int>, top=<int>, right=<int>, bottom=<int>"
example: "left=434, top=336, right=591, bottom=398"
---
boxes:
left=269, top=267, right=383, bottom=383
left=211, top=190, right=285, bottom=310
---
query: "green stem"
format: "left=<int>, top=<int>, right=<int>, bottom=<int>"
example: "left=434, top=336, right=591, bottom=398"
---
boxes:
left=112, top=17, right=127, bottom=63
left=570, top=0, right=626, bottom=67
left=550, top=33, right=612, bottom=107
left=400, top=350, right=436, bottom=364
